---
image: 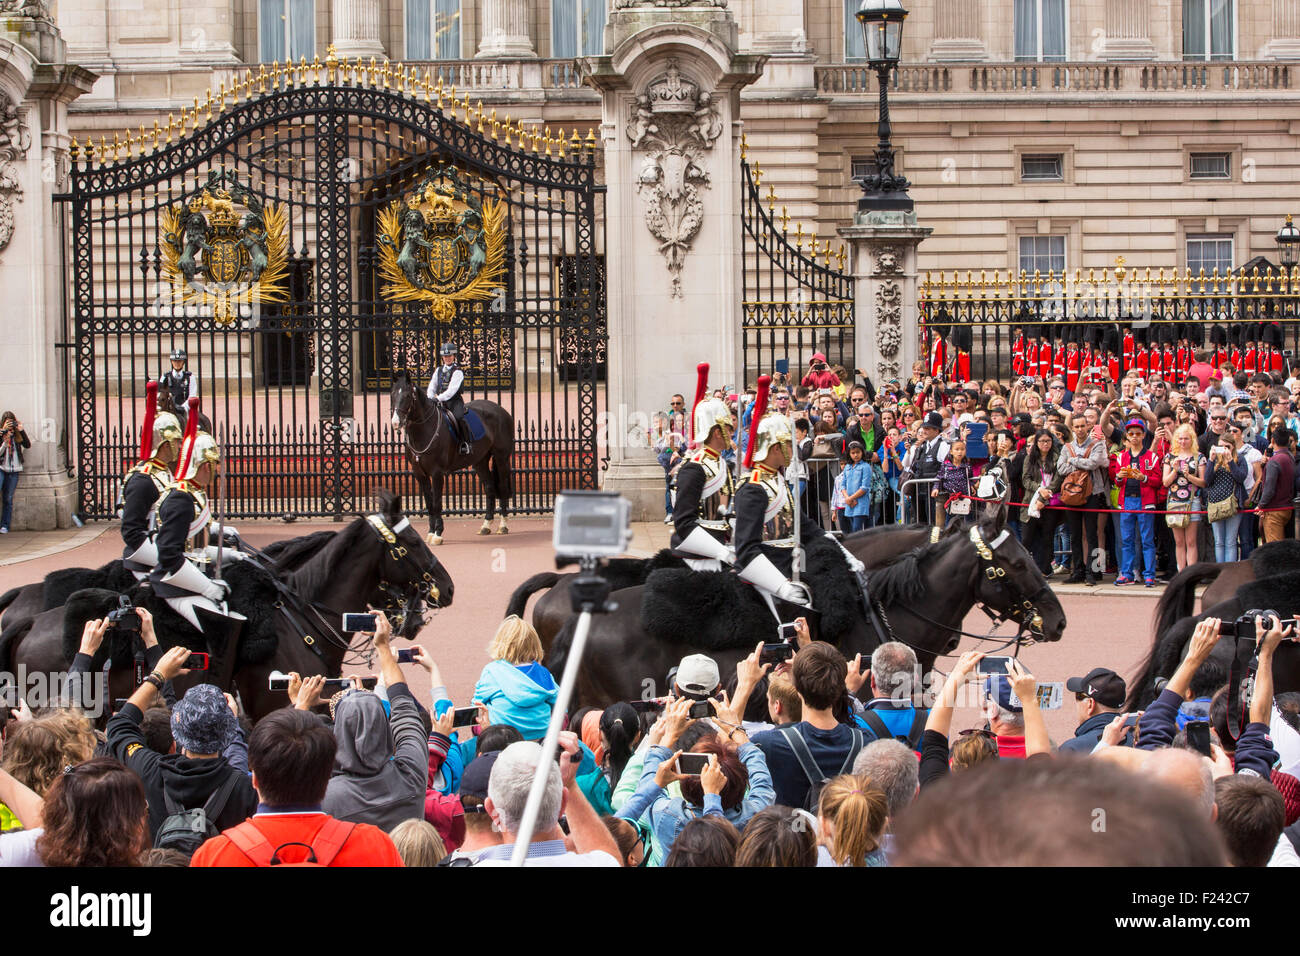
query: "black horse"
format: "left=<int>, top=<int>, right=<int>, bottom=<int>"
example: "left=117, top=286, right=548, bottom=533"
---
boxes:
left=544, top=504, right=1066, bottom=708
left=390, top=371, right=514, bottom=545
left=1, top=493, right=453, bottom=721
left=1126, top=569, right=1300, bottom=711
left=506, top=523, right=961, bottom=657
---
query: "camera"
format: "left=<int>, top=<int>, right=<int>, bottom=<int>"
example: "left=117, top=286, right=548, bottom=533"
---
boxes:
left=553, top=491, right=632, bottom=560
left=1220, top=609, right=1298, bottom=641
left=106, top=595, right=140, bottom=632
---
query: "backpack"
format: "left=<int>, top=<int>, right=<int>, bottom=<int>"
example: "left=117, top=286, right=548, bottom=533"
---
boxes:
left=778, top=725, right=864, bottom=812
left=857, top=708, right=928, bottom=751
left=153, top=772, right=244, bottom=860
left=222, top=817, right=358, bottom=867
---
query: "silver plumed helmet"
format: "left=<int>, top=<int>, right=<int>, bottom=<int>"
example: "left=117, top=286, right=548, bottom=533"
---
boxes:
left=149, top=411, right=183, bottom=459
left=176, top=431, right=220, bottom=482
left=751, top=412, right=794, bottom=465
left=692, top=397, right=735, bottom=444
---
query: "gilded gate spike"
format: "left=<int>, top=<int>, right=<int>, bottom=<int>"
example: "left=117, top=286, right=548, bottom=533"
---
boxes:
left=369, top=58, right=378, bottom=87
left=204, top=89, right=213, bottom=119
left=326, top=44, right=338, bottom=79
left=422, top=69, right=432, bottom=101
left=753, top=161, right=762, bottom=187
left=585, top=128, right=597, bottom=150
left=299, top=56, right=309, bottom=85
left=569, top=128, right=580, bottom=150
left=112, top=133, right=121, bottom=161
left=258, top=64, right=268, bottom=94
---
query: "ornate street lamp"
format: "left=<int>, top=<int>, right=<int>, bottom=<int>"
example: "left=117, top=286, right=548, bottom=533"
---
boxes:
left=855, top=0, right=912, bottom=213
left=1277, top=214, right=1299, bottom=270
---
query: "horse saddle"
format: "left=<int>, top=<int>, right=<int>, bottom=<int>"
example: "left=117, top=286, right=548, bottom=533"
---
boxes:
left=444, top=408, right=487, bottom=442
left=639, top=535, right=859, bottom=652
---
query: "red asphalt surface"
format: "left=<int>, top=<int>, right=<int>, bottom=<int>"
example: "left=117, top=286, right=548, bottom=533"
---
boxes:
left=0, top=518, right=1162, bottom=743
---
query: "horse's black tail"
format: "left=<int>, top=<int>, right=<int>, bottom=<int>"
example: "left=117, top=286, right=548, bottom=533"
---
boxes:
left=1151, top=562, right=1223, bottom=649
left=0, top=586, right=22, bottom=619
left=505, top=572, right=559, bottom=619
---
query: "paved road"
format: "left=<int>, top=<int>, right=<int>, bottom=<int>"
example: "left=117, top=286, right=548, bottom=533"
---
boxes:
left=0, top=517, right=1165, bottom=744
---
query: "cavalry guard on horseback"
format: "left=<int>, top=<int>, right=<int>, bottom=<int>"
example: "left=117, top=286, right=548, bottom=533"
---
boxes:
left=121, top=381, right=183, bottom=582
left=148, top=401, right=246, bottom=631
left=427, top=341, right=472, bottom=456
left=671, top=363, right=737, bottom=572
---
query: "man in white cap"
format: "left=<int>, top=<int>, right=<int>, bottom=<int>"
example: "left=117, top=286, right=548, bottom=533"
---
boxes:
left=672, top=653, right=721, bottom=700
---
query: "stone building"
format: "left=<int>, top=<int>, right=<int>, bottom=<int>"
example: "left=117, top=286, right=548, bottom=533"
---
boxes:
left=57, top=0, right=1300, bottom=276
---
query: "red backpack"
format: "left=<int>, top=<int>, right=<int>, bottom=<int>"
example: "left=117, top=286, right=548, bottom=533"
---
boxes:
left=222, top=818, right=357, bottom=867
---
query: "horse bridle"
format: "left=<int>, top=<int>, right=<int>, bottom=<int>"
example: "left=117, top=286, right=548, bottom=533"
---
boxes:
left=364, top=514, right=443, bottom=631
left=966, top=527, right=1051, bottom=646
left=866, top=526, right=1049, bottom=659
left=393, top=382, right=442, bottom=457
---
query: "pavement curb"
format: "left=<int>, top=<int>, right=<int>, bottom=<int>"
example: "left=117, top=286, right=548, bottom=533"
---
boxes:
left=0, top=521, right=117, bottom=567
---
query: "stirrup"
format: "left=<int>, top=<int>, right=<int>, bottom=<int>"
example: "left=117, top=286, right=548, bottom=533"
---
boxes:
left=459, top=441, right=472, bottom=455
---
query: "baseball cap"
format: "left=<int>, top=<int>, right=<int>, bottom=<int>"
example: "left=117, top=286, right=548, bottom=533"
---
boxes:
left=983, top=675, right=1022, bottom=714
left=459, top=752, right=500, bottom=801
left=674, top=653, right=720, bottom=698
left=1124, top=417, right=1147, bottom=432
left=1065, top=667, right=1127, bottom=708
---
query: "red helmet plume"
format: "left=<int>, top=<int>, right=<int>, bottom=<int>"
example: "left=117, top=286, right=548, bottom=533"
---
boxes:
left=140, top=381, right=159, bottom=462
left=742, top=375, right=771, bottom=469
left=174, top=397, right=201, bottom=479
left=688, top=362, right=709, bottom=448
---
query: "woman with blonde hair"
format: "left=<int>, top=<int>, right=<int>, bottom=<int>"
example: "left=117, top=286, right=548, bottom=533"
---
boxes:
left=389, top=818, right=448, bottom=867
left=817, top=774, right=889, bottom=867
left=1162, top=423, right=1207, bottom=570
left=0, top=708, right=97, bottom=832
left=473, top=615, right=557, bottom=741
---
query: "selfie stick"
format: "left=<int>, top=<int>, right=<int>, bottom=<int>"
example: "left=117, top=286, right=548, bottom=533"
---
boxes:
left=510, top=556, right=610, bottom=867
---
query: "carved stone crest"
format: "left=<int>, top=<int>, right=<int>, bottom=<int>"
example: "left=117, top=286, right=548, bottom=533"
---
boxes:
left=872, top=246, right=904, bottom=379
left=627, top=59, right=723, bottom=298
left=0, top=93, right=31, bottom=257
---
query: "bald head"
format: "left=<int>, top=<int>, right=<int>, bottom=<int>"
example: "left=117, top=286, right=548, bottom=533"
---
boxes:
left=1142, top=748, right=1216, bottom=819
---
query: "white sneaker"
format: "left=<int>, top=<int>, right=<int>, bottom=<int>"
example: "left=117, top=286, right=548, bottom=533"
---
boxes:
left=0, top=527, right=7, bottom=533
left=663, top=515, right=673, bottom=525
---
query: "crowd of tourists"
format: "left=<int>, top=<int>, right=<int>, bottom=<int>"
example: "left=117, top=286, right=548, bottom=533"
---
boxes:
left=2, top=600, right=1298, bottom=867
left=654, top=350, right=1300, bottom=586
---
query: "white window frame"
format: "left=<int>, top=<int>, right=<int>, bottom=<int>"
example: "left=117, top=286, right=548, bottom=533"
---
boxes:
left=258, top=0, right=315, bottom=65
left=1186, top=234, right=1235, bottom=277
left=552, top=0, right=608, bottom=58
left=1183, top=0, right=1237, bottom=62
left=1014, top=0, right=1069, bottom=63
left=1018, top=235, right=1066, bottom=276
left=1189, top=152, right=1231, bottom=180
left=405, top=0, right=462, bottom=60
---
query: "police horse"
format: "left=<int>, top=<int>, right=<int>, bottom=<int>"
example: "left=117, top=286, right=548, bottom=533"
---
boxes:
left=389, top=371, right=515, bottom=545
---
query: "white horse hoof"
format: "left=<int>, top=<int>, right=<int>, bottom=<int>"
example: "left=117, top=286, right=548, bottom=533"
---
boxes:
left=478, top=521, right=492, bottom=535
left=427, top=533, right=442, bottom=546
left=496, top=522, right=509, bottom=535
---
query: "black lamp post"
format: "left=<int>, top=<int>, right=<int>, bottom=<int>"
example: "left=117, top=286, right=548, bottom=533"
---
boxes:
left=1278, top=214, right=1299, bottom=320
left=855, top=0, right=913, bottom=213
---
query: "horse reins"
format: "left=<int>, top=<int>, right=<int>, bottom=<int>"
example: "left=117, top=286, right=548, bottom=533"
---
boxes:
left=860, top=527, right=1048, bottom=662
left=395, top=385, right=443, bottom=457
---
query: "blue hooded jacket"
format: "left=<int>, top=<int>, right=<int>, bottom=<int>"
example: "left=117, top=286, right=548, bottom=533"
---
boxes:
left=473, top=659, right=559, bottom=741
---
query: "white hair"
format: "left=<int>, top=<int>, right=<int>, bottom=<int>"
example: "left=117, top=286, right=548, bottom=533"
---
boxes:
left=870, top=642, right=918, bottom=702
left=1142, top=748, right=1216, bottom=819
left=852, top=738, right=919, bottom=817
left=487, top=741, right=562, bottom=835
left=983, top=698, right=1025, bottom=732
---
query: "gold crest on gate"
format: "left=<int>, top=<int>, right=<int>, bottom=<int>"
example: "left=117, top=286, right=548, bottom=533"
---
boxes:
left=376, top=165, right=507, bottom=323
left=160, top=170, right=289, bottom=325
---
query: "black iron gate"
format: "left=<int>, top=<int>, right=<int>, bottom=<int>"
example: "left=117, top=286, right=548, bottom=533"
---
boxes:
left=58, top=59, right=605, bottom=520
left=740, top=141, right=853, bottom=384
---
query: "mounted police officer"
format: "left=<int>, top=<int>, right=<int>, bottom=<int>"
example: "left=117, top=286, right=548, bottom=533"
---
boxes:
left=160, top=348, right=198, bottom=429
left=120, top=381, right=183, bottom=582
left=149, top=413, right=245, bottom=632
left=671, top=395, right=736, bottom=571
left=427, top=341, right=472, bottom=455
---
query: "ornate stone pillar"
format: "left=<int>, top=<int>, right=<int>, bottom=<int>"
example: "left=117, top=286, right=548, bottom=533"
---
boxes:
left=1098, top=0, right=1155, bottom=59
left=477, top=0, right=536, bottom=58
left=927, top=0, right=988, bottom=61
left=331, top=0, right=385, bottom=59
left=837, top=216, right=931, bottom=388
left=1, top=6, right=96, bottom=529
left=1263, top=0, right=1300, bottom=59
left=582, top=1, right=764, bottom=519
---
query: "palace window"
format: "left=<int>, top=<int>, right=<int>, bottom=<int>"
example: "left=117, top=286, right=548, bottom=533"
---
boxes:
left=552, top=0, right=607, bottom=57
left=1014, top=0, right=1067, bottom=62
left=1019, top=235, right=1066, bottom=276
left=1187, top=235, right=1234, bottom=276
left=1021, top=154, right=1064, bottom=182
left=1183, top=0, right=1235, bottom=61
left=406, top=0, right=462, bottom=60
left=259, top=0, right=315, bottom=64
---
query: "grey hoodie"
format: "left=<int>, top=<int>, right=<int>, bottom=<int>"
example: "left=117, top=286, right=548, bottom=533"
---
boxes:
left=321, top=683, right=427, bottom=832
